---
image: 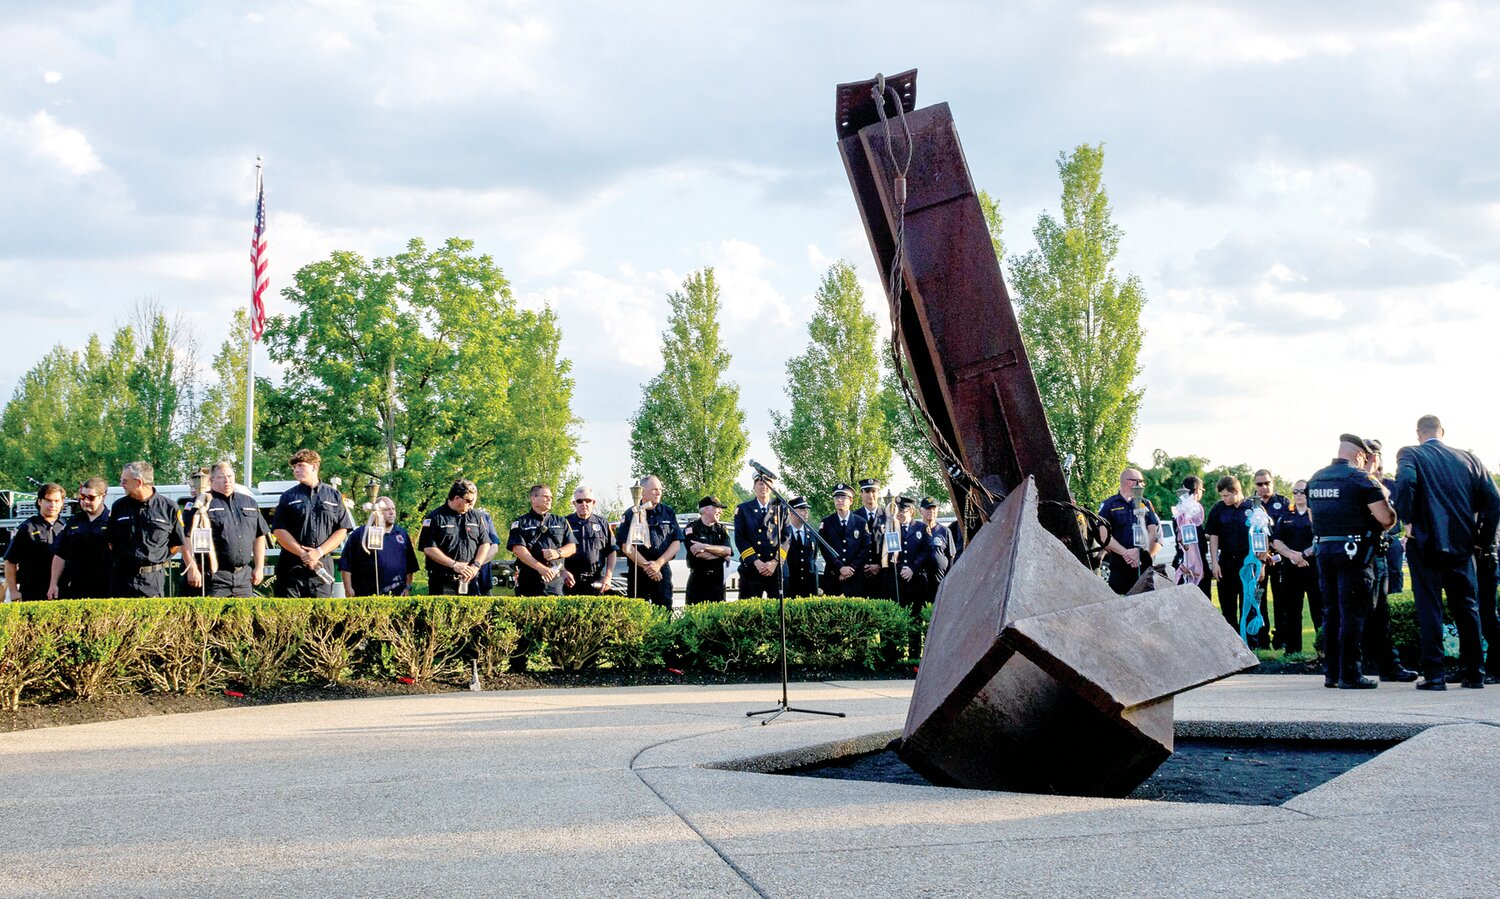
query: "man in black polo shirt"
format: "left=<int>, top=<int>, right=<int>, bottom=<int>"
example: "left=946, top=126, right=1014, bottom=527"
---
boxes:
left=419, top=479, right=491, bottom=595
left=683, top=495, right=731, bottom=604
left=271, top=448, right=354, bottom=598
left=507, top=484, right=575, bottom=597
left=339, top=495, right=419, bottom=596
left=4, top=482, right=67, bottom=601
left=191, top=462, right=272, bottom=597
left=49, top=478, right=112, bottom=599
left=563, top=486, right=617, bottom=595
left=109, top=461, right=201, bottom=598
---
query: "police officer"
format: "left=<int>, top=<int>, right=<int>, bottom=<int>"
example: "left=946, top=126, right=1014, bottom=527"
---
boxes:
left=884, top=497, right=933, bottom=657
left=339, top=495, right=419, bottom=596
left=1270, top=479, right=1320, bottom=655
left=1360, top=441, right=1417, bottom=682
left=563, top=486, right=617, bottom=596
left=1252, top=469, right=1290, bottom=649
left=419, top=479, right=492, bottom=595
left=683, top=496, right=731, bottom=604
left=818, top=483, right=867, bottom=597
left=190, top=462, right=271, bottom=597
left=734, top=473, right=785, bottom=599
left=507, top=484, right=576, bottom=597
left=783, top=496, right=819, bottom=598
left=1306, top=434, right=1395, bottom=689
left=919, top=497, right=955, bottom=592
left=48, top=478, right=112, bottom=599
left=472, top=508, right=502, bottom=595
left=615, top=475, right=683, bottom=608
left=852, top=477, right=890, bottom=599
left=4, top=482, right=67, bottom=601
left=270, top=449, right=353, bottom=597
left=109, top=461, right=202, bottom=597
left=1097, top=468, right=1161, bottom=595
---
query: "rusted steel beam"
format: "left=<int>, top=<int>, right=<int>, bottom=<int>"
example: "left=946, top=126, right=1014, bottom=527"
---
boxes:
left=835, top=71, right=1087, bottom=564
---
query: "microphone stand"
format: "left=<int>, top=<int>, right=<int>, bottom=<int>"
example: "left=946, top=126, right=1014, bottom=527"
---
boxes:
left=747, top=478, right=846, bottom=725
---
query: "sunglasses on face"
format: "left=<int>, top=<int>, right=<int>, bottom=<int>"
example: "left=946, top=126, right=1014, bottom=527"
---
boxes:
left=1255, top=482, right=1271, bottom=487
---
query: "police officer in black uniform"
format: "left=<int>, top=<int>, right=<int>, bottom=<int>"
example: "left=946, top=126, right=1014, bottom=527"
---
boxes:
left=615, top=475, right=683, bottom=608
left=852, top=477, right=889, bottom=599
left=419, top=479, right=491, bottom=595
left=734, top=473, right=785, bottom=599
left=783, top=496, right=819, bottom=598
left=1306, top=434, right=1395, bottom=689
left=193, top=462, right=271, bottom=597
left=683, top=496, right=731, bottom=604
left=1360, top=441, right=1418, bottom=681
left=4, top=482, right=67, bottom=602
left=271, top=449, right=353, bottom=598
left=49, top=478, right=112, bottom=599
left=1097, top=468, right=1161, bottom=595
left=507, top=484, right=576, bottom=597
left=884, top=497, right=933, bottom=657
left=818, top=483, right=867, bottom=597
left=109, top=461, right=202, bottom=598
left=1252, top=469, right=1291, bottom=649
left=563, top=486, right=617, bottom=596
left=1270, top=479, right=1320, bottom=654
left=919, top=497, right=955, bottom=593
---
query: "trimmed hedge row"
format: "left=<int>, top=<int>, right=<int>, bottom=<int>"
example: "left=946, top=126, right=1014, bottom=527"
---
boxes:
left=0, top=596, right=913, bottom=710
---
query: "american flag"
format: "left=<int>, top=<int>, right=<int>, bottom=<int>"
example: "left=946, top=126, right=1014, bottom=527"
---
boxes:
left=250, top=168, right=268, bottom=340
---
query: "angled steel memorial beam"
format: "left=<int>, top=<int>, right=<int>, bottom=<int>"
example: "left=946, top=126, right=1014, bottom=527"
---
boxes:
left=835, top=69, right=1086, bottom=565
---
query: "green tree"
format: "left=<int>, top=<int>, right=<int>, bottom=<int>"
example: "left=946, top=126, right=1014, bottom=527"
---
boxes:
left=1009, top=143, right=1145, bottom=508
left=878, top=347, right=946, bottom=503
left=182, top=309, right=256, bottom=475
left=1136, top=450, right=1210, bottom=517
left=769, top=262, right=890, bottom=518
left=979, top=188, right=1006, bottom=264
left=629, top=268, right=748, bottom=511
left=258, top=237, right=579, bottom=519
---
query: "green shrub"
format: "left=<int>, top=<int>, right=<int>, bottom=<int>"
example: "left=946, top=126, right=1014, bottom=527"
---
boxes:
left=370, top=596, right=491, bottom=683
left=51, top=600, right=155, bottom=701
left=668, top=598, right=910, bottom=672
left=213, top=599, right=312, bottom=691
left=299, top=598, right=376, bottom=685
left=505, top=596, right=661, bottom=671
left=0, top=604, right=63, bottom=710
left=137, top=598, right=227, bottom=695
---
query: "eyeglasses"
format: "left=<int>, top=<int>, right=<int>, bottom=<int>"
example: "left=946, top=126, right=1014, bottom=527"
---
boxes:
left=1127, top=478, right=1145, bottom=484
left=1255, top=481, right=1271, bottom=487
left=573, top=498, right=593, bottom=504
left=1292, top=489, right=1306, bottom=495
left=78, top=493, right=101, bottom=501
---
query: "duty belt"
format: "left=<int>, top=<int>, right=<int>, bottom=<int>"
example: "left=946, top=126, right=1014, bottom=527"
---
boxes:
left=1316, top=535, right=1369, bottom=561
left=136, top=563, right=167, bottom=575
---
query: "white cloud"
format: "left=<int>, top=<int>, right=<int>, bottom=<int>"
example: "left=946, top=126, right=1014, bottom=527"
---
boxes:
left=43, top=70, right=61, bottom=83
left=707, top=239, right=794, bottom=328
left=1086, top=6, right=1355, bottom=65
left=7, top=111, right=103, bottom=175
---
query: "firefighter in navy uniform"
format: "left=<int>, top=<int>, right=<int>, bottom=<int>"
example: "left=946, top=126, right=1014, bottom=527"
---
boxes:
left=615, top=475, right=683, bottom=608
left=563, top=486, right=616, bottom=596
left=883, top=497, right=933, bottom=658
left=852, top=477, right=890, bottom=599
left=418, top=479, right=492, bottom=596
left=783, top=496, right=819, bottom=598
left=4, top=483, right=67, bottom=602
left=271, top=449, right=353, bottom=598
left=1097, top=468, right=1161, bottom=595
left=49, top=478, right=113, bottom=599
left=734, top=473, right=785, bottom=599
left=109, top=462, right=202, bottom=598
left=818, top=483, right=867, bottom=597
left=506, top=484, right=576, bottom=597
left=1305, top=434, right=1396, bottom=689
left=683, top=496, right=731, bottom=604
left=195, top=462, right=271, bottom=598
left=919, top=497, right=955, bottom=595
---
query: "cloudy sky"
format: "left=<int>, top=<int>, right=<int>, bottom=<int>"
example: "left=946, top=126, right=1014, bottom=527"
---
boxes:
left=3, top=1, right=1497, bottom=504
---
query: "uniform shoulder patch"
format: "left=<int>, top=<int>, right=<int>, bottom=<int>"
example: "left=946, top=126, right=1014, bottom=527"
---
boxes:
left=421, top=518, right=431, bottom=527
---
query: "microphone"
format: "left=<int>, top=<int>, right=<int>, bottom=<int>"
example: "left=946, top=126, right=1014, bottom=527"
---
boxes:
left=748, top=459, right=779, bottom=481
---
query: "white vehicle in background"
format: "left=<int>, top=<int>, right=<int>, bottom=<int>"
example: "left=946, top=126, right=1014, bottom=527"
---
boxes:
left=610, top=517, right=739, bottom=608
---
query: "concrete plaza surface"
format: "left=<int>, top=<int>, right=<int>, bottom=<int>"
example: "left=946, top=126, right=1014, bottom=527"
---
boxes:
left=1, top=675, right=1497, bottom=898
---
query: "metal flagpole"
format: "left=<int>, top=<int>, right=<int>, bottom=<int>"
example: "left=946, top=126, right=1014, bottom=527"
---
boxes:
left=245, top=157, right=262, bottom=486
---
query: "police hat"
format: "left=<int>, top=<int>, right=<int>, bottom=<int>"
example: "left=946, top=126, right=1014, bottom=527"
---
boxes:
left=1339, top=433, right=1375, bottom=454
left=919, top=496, right=939, bottom=510
left=698, top=495, right=726, bottom=509
left=831, top=482, right=854, bottom=498
left=789, top=496, right=809, bottom=509
left=858, top=478, right=880, bottom=491
left=897, top=496, right=916, bottom=509
left=1366, top=438, right=1383, bottom=454
left=753, top=471, right=775, bottom=485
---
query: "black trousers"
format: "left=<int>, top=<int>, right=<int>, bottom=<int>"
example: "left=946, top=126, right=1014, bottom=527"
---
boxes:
left=1408, top=548, right=1481, bottom=681
left=1476, top=551, right=1500, bottom=677
left=207, top=565, right=255, bottom=598
left=1275, top=562, right=1319, bottom=654
left=822, top=566, right=860, bottom=596
left=685, top=566, right=725, bottom=605
left=111, top=569, right=166, bottom=598
left=624, top=563, right=673, bottom=608
left=1106, top=557, right=1141, bottom=595
left=1318, top=551, right=1375, bottom=683
left=738, top=567, right=778, bottom=600
left=1216, top=555, right=1246, bottom=635
left=1361, top=553, right=1404, bottom=676
left=1261, top=563, right=1281, bottom=648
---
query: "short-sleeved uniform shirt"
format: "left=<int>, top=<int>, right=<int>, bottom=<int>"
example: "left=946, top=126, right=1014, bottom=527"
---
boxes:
left=419, top=504, right=491, bottom=573
left=683, top=519, right=729, bottom=575
left=271, top=483, right=354, bottom=580
left=1097, top=493, right=1161, bottom=551
left=1205, top=501, right=1254, bottom=560
left=1306, top=459, right=1387, bottom=539
left=564, top=512, right=615, bottom=584
left=191, top=490, right=271, bottom=568
left=1271, top=508, right=1315, bottom=554
left=55, top=510, right=112, bottom=598
left=339, top=524, right=419, bottom=595
left=507, top=510, right=575, bottom=595
left=4, top=514, right=66, bottom=600
left=109, top=491, right=187, bottom=569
